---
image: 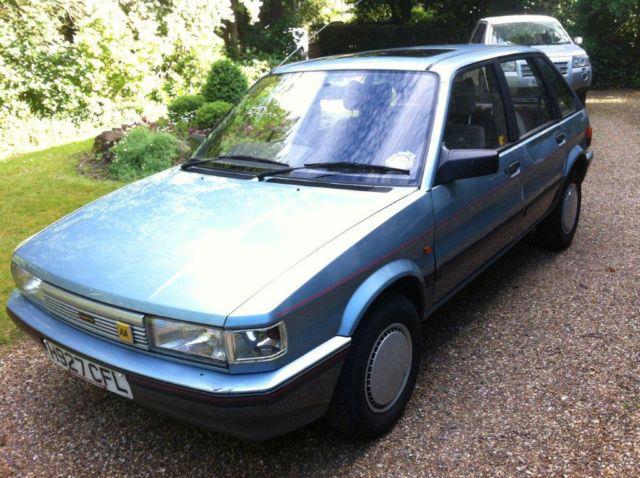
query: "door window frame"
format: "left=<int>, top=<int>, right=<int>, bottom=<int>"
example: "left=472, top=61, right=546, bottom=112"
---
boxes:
left=441, top=59, right=514, bottom=156
left=532, top=55, right=582, bottom=118
left=493, top=53, right=564, bottom=144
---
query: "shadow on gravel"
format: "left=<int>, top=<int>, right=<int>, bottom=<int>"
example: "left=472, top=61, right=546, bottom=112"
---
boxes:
left=421, top=239, right=557, bottom=361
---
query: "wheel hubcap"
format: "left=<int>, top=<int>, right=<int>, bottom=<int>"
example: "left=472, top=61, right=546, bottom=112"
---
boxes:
left=562, top=183, right=579, bottom=234
left=365, top=323, right=412, bottom=413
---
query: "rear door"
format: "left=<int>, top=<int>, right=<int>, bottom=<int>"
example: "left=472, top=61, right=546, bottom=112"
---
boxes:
left=432, top=62, right=524, bottom=301
left=497, top=55, right=566, bottom=230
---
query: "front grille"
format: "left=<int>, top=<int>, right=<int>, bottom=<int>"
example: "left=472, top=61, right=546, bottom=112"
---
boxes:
left=554, top=61, right=569, bottom=75
left=41, top=283, right=149, bottom=349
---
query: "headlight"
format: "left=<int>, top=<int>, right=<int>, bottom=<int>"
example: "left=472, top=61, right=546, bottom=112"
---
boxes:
left=501, top=61, right=516, bottom=72
left=148, top=317, right=227, bottom=363
left=225, top=322, right=287, bottom=363
left=572, top=55, right=590, bottom=68
left=11, top=262, right=43, bottom=303
left=147, top=318, right=287, bottom=365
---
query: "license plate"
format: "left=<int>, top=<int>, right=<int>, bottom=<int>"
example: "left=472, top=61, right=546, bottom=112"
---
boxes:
left=42, top=340, right=133, bottom=399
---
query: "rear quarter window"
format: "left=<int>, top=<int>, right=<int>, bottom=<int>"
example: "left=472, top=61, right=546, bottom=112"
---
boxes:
left=535, top=58, right=580, bottom=117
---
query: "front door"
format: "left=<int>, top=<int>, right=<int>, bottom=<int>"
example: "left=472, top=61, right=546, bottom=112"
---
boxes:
left=432, top=63, right=524, bottom=301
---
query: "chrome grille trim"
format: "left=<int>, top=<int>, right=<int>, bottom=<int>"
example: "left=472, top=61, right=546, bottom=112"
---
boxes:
left=40, top=283, right=149, bottom=349
left=554, top=61, right=569, bottom=75
left=521, top=64, right=533, bottom=77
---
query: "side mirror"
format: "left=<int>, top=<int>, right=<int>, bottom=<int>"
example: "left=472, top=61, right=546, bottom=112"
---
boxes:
left=573, top=36, right=583, bottom=45
left=435, top=147, right=499, bottom=185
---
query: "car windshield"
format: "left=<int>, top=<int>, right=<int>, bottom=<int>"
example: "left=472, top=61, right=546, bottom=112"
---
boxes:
left=490, top=21, right=571, bottom=46
left=192, top=70, right=438, bottom=186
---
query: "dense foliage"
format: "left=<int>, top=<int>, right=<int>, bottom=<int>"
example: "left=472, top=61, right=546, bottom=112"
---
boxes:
left=0, top=0, right=260, bottom=158
left=202, top=60, right=249, bottom=104
left=194, top=101, right=234, bottom=129
left=109, top=127, right=182, bottom=181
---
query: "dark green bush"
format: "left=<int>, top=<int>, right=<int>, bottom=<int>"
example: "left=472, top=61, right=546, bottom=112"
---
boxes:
left=202, top=59, right=248, bottom=105
left=193, top=101, right=233, bottom=129
left=316, top=23, right=468, bottom=57
left=167, top=94, right=204, bottom=123
left=109, top=127, right=181, bottom=181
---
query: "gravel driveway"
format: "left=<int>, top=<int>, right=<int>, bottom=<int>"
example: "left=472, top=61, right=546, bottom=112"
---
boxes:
left=1, top=91, right=639, bottom=478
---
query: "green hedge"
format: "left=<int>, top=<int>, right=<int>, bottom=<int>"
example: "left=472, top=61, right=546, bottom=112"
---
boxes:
left=193, top=101, right=233, bottom=129
left=167, top=95, right=205, bottom=123
left=316, top=23, right=469, bottom=57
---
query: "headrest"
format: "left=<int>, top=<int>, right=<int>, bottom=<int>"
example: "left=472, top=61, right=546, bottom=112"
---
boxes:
left=450, top=77, right=477, bottom=118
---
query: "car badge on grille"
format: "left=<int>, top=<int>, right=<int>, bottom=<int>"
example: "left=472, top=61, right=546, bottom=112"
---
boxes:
left=77, top=312, right=96, bottom=324
left=116, top=321, right=134, bottom=344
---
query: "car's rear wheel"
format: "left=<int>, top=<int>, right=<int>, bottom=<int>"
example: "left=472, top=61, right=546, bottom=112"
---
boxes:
left=536, top=172, right=582, bottom=250
left=326, top=292, right=421, bottom=439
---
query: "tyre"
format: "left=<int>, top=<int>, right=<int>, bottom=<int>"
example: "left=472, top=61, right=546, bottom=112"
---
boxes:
left=326, top=292, right=422, bottom=439
left=536, top=173, right=581, bottom=250
left=577, top=89, right=588, bottom=106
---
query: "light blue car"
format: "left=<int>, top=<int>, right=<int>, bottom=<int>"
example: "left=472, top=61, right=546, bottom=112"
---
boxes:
left=7, top=45, right=593, bottom=440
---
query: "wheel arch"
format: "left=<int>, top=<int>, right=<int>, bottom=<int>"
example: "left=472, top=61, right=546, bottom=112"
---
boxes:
left=565, top=145, right=590, bottom=183
left=338, top=259, right=426, bottom=337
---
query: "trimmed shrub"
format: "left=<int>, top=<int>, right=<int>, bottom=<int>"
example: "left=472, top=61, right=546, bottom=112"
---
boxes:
left=109, top=127, right=181, bottom=181
left=193, top=101, right=233, bottom=129
left=167, top=94, right=205, bottom=123
left=202, top=60, right=248, bottom=105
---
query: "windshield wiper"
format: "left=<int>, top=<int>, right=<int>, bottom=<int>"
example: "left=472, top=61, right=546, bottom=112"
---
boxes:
left=182, top=155, right=288, bottom=170
left=256, top=161, right=410, bottom=182
left=304, top=161, right=410, bottom=175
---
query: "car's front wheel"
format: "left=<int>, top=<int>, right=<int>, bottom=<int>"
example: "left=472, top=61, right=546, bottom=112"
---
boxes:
left=326, top=292, right=422, bottom=439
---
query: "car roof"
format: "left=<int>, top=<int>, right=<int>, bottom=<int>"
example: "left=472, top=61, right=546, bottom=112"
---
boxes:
left=480, top=14, right=560, bottom=24
left=272, top=44, right=536, bottom=77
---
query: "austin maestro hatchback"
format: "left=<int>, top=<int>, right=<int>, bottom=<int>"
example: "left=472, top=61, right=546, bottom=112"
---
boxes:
left=7, top=45, right=593, bottom=440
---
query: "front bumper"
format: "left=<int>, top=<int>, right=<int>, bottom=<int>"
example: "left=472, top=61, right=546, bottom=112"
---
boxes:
left=6, top=291, right=349, bottom=440
left=568, top=65, right=592, bottom=91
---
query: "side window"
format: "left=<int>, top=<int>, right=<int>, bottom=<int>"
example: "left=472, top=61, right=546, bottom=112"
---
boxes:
left=471, top=23, right=487, bottom=43
left=500, top=58, right=554, bottom=137
left=535, top=58, right=580, bottom=117
left=443, top=65, right=508, bottom=150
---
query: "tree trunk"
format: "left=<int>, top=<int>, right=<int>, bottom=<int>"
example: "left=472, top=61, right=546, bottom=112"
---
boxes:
left=399, top=0, right=413, bottom=24
left=226, top=0, right=241, bottom=58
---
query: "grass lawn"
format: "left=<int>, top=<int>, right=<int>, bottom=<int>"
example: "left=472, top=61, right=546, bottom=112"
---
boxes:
left=0, top=140, right=122, bottom=345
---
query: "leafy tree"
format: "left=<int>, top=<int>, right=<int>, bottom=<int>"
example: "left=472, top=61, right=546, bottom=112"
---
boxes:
left=349, top=0, right=417, bottom=24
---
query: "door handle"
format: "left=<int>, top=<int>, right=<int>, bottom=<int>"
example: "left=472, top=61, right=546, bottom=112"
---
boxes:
left=505, top=161, right=521, bottom=177
left=555, top=133, right=567, bottom=145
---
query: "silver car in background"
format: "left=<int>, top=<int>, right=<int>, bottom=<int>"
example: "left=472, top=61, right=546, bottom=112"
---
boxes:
left=470, top=15, right=592, bottom=104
